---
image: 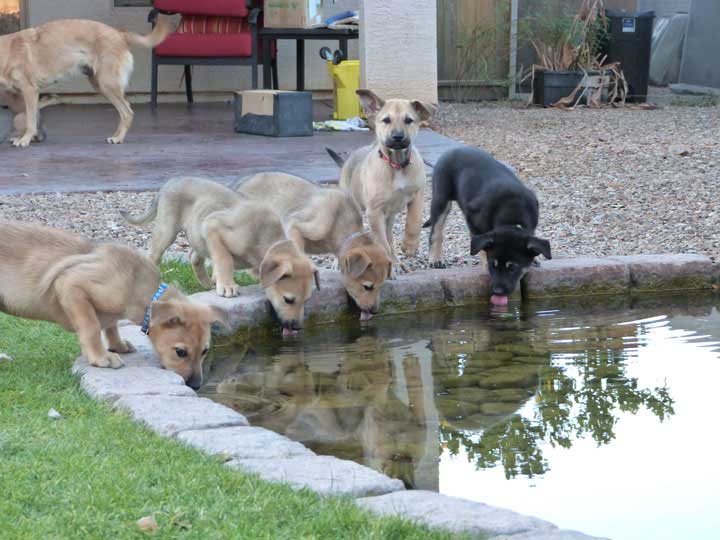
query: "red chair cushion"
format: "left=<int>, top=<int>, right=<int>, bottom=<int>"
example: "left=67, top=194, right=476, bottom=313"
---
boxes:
left=177, top=15, right=245, bottom=34
left=154, top=0, right=248, bottom=17
left=155, top=32, right=252, bottom=57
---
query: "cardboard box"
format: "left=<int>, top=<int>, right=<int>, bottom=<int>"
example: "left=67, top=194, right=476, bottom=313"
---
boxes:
left=264, top=0, right=322, bottom=29
left=234, top=90, right=313, bottom=137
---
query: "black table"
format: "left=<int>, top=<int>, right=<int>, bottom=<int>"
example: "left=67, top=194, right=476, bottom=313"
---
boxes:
left=259, top=27, right=359, bottom=90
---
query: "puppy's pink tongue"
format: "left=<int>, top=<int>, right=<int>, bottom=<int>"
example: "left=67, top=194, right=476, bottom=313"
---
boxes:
left=360, top=311, right=374, bottom=322
left=491, top=295, right=509, bottom=306
left=282, top=328, right=299, bottom=337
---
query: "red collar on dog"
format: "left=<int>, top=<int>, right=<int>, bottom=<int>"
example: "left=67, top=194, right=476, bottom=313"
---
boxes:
left=378, top=150, right=411, bottom=170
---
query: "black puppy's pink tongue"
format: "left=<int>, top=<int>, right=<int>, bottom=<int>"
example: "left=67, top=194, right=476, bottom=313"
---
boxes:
left=490, top=295, right=509, bottom=306
left=282, top=328, right=299, bottom=337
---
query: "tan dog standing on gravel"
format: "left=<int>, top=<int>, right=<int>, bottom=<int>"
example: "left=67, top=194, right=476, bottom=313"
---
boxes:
left=0, top=219, right=227, bottom=389
left=0, top=15, right=172, bottom=147
left=233, top=172, right=392, bottom=321
left=121, top=177, right=320, bottom=336
left=327, top=89, right=435, bottom=272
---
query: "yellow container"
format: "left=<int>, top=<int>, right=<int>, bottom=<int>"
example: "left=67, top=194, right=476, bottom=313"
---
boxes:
left=327, top=60, right=361, bottom=120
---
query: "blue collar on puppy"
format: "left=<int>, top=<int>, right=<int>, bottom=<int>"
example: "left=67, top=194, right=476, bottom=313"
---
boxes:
left=141, top=283, right=168, bottom=335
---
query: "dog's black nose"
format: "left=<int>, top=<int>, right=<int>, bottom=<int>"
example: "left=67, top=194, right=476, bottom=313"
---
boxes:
left=187, top=374, right=203, bottom=390
left=392, top=132, right=405, bottom=142
left=285, top=320, right=302, bottom=331
left=492, top=286, right=507, bottom=296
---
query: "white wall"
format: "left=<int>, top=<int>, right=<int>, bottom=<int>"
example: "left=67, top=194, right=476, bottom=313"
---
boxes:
left=359, top=0, right=438, bottom=104
left=25, top=0, right=359, bottom=100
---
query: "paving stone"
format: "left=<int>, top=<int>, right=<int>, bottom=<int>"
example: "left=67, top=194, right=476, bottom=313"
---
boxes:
left=305, top=270, right=350, bottom=322
left=381, top=270, right=447, bottom=314
left=439, top=266, right=491, bottom=305
left=523, top=257, right=629, bottom=299
left=177, top=426, right=314, bottom=460
left=72, top=323, right=159, bottom=375
left=356, top=490, right=557, bottom=538
left=113, top=395, right=248, bottom=437
left=491, top=529, right=608, bottom=540
left=192, top=288, right=270, bottom=335
left=227, top=455, right=405, bottom=497
left=80, top=367, right=195, bottom=403
left=609, top=253, right=715, bottom=292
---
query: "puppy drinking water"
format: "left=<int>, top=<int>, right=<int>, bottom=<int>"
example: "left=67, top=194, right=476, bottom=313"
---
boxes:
left=121, top=177, right=319, bottom=336
left=327, top=89, right=435, bottom=271
left=0, top=219, right=226, bottom=388
left=0, top=15, right=172, bottom=146
left=233, top=172, right=392, bottom=321
left=424, top=146, right=552, bottom=306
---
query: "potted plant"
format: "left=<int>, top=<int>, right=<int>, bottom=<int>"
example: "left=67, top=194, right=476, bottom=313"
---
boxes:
left=527, top=0, right=626, bottom=107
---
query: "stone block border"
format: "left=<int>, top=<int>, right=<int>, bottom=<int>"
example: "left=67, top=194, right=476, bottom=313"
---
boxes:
left=192, top=253, right=717, bottom=336
left=72, top=325, right=606, bottom=540
left=69, top=253, right=717, bottom=540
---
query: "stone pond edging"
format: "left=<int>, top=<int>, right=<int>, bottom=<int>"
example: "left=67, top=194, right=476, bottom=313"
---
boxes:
left=72, top=325, right=606, bottom=540
left=191, top=253, right=717, bottom=336
left=68, top=253, right=717, bottom=539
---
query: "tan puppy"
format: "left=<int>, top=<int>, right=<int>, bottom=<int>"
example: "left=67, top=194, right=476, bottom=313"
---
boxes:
left=0, top=219, right=226, bottom=389
left=233, top=172, right=392, bottom=321
left=121, top=177, right=320, bottom=336
left=330, top=89, right=435, bottom=271
left=0, top=15, right=172, bottom=147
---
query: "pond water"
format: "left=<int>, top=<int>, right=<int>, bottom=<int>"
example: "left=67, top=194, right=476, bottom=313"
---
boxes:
left=201, top=295, right=720, bottom=540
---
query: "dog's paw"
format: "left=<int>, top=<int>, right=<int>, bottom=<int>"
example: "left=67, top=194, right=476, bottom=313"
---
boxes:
left=106, top=136, right=125, bottom=145
left=109, top=340, right=137, bottom=354
left=429, top=260, right=447, bottom=269
left=216, top=283, right=241, bottom=297
left=10, top=135, right=32, bottom=147
left=91, top=352, right=125, bottom=369
left=401, top=241, right=420, bottom=258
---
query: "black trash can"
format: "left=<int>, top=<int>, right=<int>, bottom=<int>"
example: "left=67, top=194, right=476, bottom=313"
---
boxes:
left=603, top=10, right=655, bottom=102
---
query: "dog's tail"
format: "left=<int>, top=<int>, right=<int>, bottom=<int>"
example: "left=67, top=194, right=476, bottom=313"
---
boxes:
left=326, top=147, right=346, bottom=168
left=125, top=14, right=173, bottom=48
left=120, top=194, right=159, bottom=226
left=422, top=219, right=431, bottom=228
left=39, top=252, right=103, bottom=297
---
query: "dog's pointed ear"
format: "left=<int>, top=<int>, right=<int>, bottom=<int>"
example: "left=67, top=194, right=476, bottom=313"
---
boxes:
left=259, top=257, right=292, bottom=288
left=150, top=300, right=185, bottom=327
left=470, top=233, right=494, bottom=256
left=411, top=100, right=436, bottom=122
left=356, top=89, right=385, bottom=117
left=313, top=268, right=321, bottom=291
left=527, top=236, right=552, bottom=260
left=344, top=250, right=372, bottom=279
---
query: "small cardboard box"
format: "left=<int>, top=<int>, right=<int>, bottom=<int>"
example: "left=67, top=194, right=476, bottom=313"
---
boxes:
left=234, top=90, right=313, bottom=137
left=264, top=0, right=322, bottom=29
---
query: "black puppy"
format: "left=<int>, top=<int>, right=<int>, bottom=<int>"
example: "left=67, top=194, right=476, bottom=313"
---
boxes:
left=424, top=146, right=551, bottom=306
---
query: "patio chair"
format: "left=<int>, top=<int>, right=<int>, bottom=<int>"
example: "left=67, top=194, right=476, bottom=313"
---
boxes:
left=149, top=0, right=278, bottom=109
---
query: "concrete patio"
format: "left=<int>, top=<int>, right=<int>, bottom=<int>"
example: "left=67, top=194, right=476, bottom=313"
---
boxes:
left=0, top=102, right=460, bottom=195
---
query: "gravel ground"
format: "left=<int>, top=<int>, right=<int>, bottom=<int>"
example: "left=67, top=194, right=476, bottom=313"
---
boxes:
left=1, top=101, right=719, bottom=270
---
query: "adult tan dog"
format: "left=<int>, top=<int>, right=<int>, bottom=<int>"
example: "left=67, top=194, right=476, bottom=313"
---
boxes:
left=121, top=177, right=320, bottom=336
left=0, top=15, right=172, bottom=147
left=328, top=89, right=435, bottom=272
left=233, top=172, right=392, bottom=321
left=0, top=219, right=226, bottom=389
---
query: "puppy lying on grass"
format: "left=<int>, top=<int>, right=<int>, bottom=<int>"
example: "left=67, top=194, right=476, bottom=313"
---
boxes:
left=121, top=177, right=319, bottom=336
left=0, top=220, right=226, bottom=388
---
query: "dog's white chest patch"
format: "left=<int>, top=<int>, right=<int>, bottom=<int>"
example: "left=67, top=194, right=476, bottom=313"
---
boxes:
left=393, top=171, right=420, bottom=202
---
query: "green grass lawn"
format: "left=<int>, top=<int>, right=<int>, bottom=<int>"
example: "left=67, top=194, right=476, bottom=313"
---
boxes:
left=160, top=259, right=258, bottom=295
left=0, top=263, right=458, bottom=540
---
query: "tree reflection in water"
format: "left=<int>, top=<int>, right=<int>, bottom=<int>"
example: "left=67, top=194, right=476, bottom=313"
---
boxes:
left=440, top=346, right=675, bottom=479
